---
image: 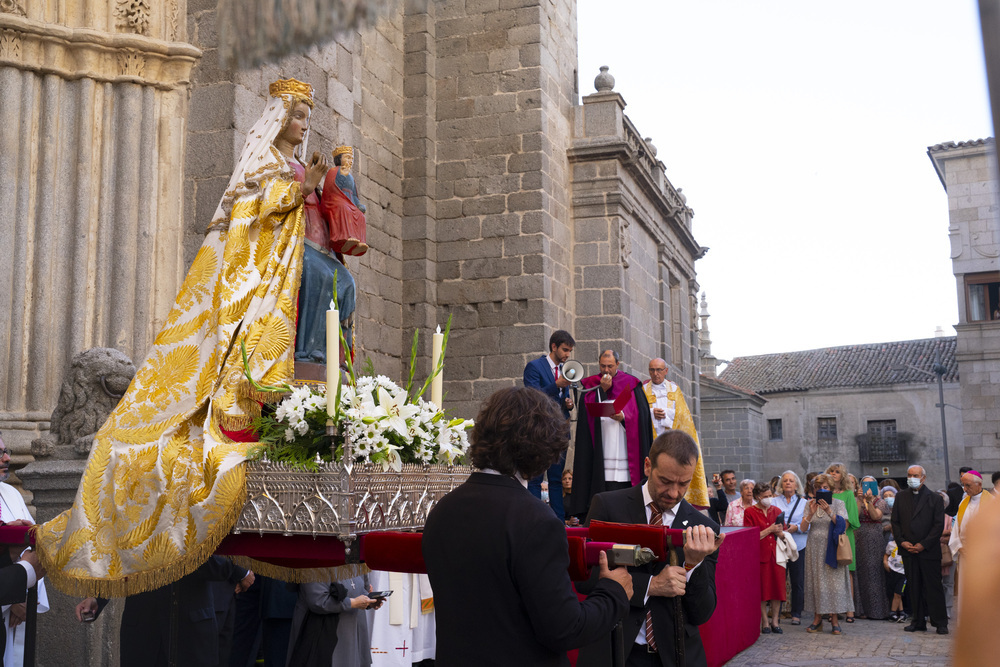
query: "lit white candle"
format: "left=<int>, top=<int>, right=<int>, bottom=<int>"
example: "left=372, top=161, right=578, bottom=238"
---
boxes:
left=326, top=308, right=340, bottom=418
left=431, top=325, right=444, bottom=407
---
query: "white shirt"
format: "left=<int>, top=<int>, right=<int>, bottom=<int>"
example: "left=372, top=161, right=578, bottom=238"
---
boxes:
left=634, top=482, right=701, bottom=645
left=546, top=354, right=559, bottom=380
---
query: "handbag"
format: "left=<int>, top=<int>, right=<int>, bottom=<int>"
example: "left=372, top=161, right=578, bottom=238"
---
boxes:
left=836, top=533, right=853, bottom=566
left=941, top=546, right=954, bottom=567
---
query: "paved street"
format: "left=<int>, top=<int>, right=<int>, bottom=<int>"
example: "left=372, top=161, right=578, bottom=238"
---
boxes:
left=725, top=618, right=953, bottom=666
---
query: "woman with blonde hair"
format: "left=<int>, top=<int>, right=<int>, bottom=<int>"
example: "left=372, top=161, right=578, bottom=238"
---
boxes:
left=825, top=462, right=860, bottom=622
left=801, top=474, right=853, bottom=634
left=725, top=479, right=756, bottom=527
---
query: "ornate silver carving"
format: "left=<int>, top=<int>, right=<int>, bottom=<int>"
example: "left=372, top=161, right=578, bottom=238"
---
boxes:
left=234, top=460, right=473, bottom=540
left=115, top=0, right=151, bottom=36
left=0, top=0, right=26, bottom=17
left=118, top=50, right=146, bottom=78
left=0, top=29, right=20, bottom=61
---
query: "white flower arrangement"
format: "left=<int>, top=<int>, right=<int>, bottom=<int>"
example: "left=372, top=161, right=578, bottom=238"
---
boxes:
left=252, top=374, right=472, bottom=472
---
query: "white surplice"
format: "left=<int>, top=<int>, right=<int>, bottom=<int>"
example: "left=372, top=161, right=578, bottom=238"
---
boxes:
left=0, top=484, right=49, bottom=667
left=367, top=570, right=436, bottom=665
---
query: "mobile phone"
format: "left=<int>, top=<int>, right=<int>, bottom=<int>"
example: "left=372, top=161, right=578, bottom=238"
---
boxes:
left=81, top=610, right=96, bottom=623
left=774, top=513, right=785, bottom=526
left=862, top=480, right=878, bottom=497
left=369, top=590, right=393, bottom=599
left=816, top=490, right=833, bottom=504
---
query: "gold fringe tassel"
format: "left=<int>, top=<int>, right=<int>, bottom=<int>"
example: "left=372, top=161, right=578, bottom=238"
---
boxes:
left=38, top=466, right=249, bottom=599
left=228, top=556, right=369, bottom=584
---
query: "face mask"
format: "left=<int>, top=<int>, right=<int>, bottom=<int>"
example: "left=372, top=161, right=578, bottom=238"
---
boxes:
left=885, top=496, right=895, bottom=508
left=760, top=497, right=772, bottom=509
left=907, top=477, right=921, bottom=490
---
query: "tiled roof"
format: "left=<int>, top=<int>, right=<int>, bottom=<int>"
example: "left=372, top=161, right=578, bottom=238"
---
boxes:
left=927, top=137, right=995, bottom=153
left=718, top=337, right=958, bottom=394
left=700, top=374, right=762, bottom=399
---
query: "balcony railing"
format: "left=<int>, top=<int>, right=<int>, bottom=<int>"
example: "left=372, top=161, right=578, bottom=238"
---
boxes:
left=856, top=433, right=910, bottom=463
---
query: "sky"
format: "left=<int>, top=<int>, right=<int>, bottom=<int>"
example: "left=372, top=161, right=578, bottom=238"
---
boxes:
left=577, top=0, right=994, bottom=364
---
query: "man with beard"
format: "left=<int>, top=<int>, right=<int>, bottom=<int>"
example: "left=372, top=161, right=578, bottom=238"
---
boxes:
left=523, top=329, right=576, bottom=520
left=566, top=351, right=654, bottom=520
left=576, top=430, right=721, bottom=666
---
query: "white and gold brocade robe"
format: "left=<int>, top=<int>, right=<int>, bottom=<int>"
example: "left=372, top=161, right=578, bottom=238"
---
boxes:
left=36, top=177, right=306, bottom=597
left=642, top=380, right=710, bottom=507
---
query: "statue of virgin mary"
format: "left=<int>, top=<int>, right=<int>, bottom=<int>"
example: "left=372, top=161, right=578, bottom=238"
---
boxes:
left=35, top=79, right=329, bottom=597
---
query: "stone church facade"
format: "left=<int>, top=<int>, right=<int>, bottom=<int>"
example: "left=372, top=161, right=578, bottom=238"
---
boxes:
left=1, top=0, right=705, bottom=464
left=929, top=138, right=1000, bottom=480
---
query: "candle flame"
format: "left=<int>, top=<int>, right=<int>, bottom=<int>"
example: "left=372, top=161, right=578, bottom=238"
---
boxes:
left=436, top=325, right=441, bottom=334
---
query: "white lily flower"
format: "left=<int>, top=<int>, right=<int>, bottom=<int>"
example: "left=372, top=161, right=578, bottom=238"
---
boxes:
left=377, top=387, right=420, bottom=438
left=383, top=445, right=403, bottom=472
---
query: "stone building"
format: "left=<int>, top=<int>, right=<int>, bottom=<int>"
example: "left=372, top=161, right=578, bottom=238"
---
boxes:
left=1, top=0, right=706, bottom=457
left=698, top=374, right=766, bottom=483
left=928, top=138, right=1000, bottom=481
left=719, top=337, right=962, bottom=489
left=2, top=4, right=706, bottom=659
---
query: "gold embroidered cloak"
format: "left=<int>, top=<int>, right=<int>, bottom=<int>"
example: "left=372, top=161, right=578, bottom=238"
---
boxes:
left=35, top=176, right=305, bottom=597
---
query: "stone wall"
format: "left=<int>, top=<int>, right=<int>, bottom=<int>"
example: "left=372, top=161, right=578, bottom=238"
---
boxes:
left=758, top=383, right=963, bottom=489
left=929, top=139, right=1000, bottom=481
left=699, top=376, right=766, bottom=482
left=427, top=0, right=581, bottom=417
left=568, top=84, right=703, bottom=396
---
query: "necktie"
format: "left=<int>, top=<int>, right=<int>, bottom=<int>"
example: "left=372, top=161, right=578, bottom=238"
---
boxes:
left=554, top=365, right=559, bottom=380
left=646, top=502, right=661, bottom=652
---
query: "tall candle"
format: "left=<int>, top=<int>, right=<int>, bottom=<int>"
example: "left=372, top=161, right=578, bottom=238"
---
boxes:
left=431, top=325, right=444, bottom=407
left=326, top=309, right=340, bottom=418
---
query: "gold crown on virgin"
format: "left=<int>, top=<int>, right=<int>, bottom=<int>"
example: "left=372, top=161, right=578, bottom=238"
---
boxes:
left=332, top=145, right=354, bottom=158
left=268, top=78, right=314, bottom=103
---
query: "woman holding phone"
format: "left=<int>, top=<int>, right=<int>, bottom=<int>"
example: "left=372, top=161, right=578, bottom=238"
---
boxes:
left=801, top=474, right=853, bottom=635
left=826, top=463, right=860, bottom=622
left=744, top=481, right=787, bottom=634
left=853, top=475, right=890, bottom=619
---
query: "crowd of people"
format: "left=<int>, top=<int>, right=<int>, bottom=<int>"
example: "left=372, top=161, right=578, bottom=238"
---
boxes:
left=710, top=461, right=998, bottom=637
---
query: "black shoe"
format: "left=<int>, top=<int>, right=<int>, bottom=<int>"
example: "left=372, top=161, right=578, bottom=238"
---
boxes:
left=888, top=612, right=899, bottom=622
left=904, top=624, right=927, bottom=632
left=936, top=627, right=949, bottom=635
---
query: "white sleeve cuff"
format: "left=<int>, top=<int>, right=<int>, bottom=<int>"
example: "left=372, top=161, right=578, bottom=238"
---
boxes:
left=684, top=561, right=702, bottom=582
left=16, top=561, right=36, bottom=590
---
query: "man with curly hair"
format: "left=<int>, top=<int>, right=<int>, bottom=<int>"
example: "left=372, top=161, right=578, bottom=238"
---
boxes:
left=423, top=387, right=633, bottom=666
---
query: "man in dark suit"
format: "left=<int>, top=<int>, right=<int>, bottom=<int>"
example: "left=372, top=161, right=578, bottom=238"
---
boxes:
left=75, top=556, right=255, bottom=666
left=577, top=430, right=721, bottom=667
left=423, top=386, right=633, bottom=666
left=523, top=329, right=576, bottom=521
left=891, top=464, right=948, bottom=634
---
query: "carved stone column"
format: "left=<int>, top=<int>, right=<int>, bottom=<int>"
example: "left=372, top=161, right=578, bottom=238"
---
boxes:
left=0, top=2, right=199, bottom=475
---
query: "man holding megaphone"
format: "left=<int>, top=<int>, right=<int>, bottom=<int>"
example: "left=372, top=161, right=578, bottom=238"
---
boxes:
left=523, top=330, right=578, bottom=520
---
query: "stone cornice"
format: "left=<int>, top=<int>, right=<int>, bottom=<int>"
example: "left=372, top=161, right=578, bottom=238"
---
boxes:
left=569, top=138, right=703, bottom=261
left=0, top=13, right=201, bottom=90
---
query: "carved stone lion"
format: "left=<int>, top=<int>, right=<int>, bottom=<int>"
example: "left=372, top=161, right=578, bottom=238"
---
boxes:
left=31, top=348, right=136, bottom=458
